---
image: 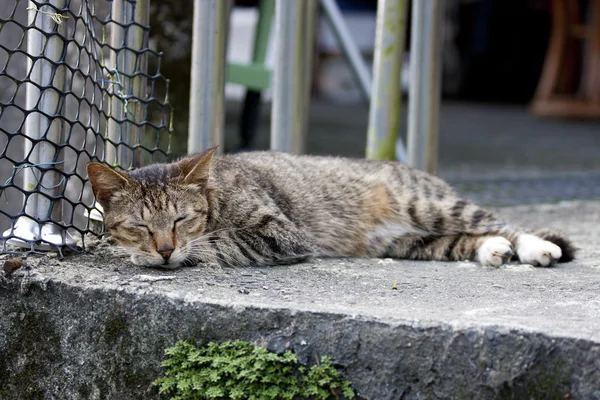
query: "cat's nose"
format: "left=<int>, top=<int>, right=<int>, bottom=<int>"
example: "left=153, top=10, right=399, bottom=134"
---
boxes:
left=157, top=245, right=175, bottom=261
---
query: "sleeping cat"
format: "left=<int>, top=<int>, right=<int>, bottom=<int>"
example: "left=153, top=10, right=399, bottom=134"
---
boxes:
left=86, top=148, right=575, bottom=269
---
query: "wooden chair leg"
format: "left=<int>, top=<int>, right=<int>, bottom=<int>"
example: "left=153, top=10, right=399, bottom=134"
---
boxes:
left=531, top=0, right=600, bottom=118
left=532, top=0, right=567, bottom=103
left=583, top=0, right=600, bottom=102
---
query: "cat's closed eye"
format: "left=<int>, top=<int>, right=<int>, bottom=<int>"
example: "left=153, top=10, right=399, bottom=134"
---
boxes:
left=133, top=223, right=153, bottom=237
left=173, top=216, right=187, bottom=232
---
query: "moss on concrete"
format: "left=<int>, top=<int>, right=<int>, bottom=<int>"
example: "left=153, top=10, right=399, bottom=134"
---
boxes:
left=154, top=340, right=355, bottom=400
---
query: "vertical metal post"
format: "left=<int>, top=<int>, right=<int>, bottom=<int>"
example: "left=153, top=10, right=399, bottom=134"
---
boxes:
left=106, top=0, right=149, bottom=169
left=407, top=0, right=444, bottom=174
left=5, top=0, right=73, bottom=249
left=21, top=1, right=44, bottom=229
left=302, top=0, right=318, bottom=139
left=188, top=0, right=229, bottom=154
left=366, top=0, right=408, bottom=161
left=106, top=0, right=126, bottom=167
left=320, top=0, right=371, bottom=101
left=271, top=0, right=316, bottom=154
left=130, top=0, right=149, bottom=167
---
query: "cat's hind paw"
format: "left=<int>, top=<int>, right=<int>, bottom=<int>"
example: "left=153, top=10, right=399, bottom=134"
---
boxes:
left=477, top=237, right=514, bottom=267
left=516, top=234, right=562, bottom=267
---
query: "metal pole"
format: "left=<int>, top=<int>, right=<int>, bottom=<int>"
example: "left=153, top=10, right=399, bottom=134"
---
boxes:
left=302, top=0, right=318, bottom=138
left=106, top=0, right=125, bottom=167
left=37, top=0, right=69, bottom=247
left=320, top=0, right=371, bottom=101
left=6, top=1, right=45, bottom=247
left=407, top=0, right=444, bottom=174
left=129, top=0, right=149, bottom=167
left=187, top=0, right=229, bottom=154
left=5, top=0, right=73, bottom=249
left=271, top=0, right=316, bottom=153
left=366, top=0, right=408, bottom=161
left=107, top=0, right=149, bottom=169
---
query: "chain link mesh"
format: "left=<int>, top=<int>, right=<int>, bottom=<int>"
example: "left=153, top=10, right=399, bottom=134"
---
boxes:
left=0, top=0, right=172, bottom=256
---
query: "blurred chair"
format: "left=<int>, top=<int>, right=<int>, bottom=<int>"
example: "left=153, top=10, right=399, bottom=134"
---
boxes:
left=227, top=0, right=275, bottom=150
left=531, top=0, right=600, bottom=118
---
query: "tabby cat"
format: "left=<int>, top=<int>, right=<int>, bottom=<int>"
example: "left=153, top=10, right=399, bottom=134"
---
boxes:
left=86, top=148, right=575, bottom=269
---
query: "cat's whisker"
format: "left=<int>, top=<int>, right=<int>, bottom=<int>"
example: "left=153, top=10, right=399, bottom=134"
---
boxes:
left=187, top=226, right=254, bottom=245
left=188, top=240, right=312, bottom=267
left=186, top=248, right=231, bottom=265
left=187, top=237, right=222, bottom=246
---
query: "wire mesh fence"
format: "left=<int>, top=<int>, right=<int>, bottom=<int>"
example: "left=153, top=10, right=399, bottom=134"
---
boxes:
left=0, top=0, right=172, bottom=256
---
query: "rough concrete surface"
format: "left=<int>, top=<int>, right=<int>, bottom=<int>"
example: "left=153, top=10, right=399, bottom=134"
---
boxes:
left=1, top=201, right=600, bottom=399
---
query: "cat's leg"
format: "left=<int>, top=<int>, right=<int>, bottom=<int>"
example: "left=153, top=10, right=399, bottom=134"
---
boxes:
left=476, top=236, right=515, bottom=267
left=187, top=215, right=314, bottom=267
left=477, top=232, right=566, bottom=267
left=382, top=229, right=574, bottom=267
left=389, top=193, right=575, bottom=266
left=479, top=228, right=576, bottom=267
left=382, top=234, right=513, bottom=266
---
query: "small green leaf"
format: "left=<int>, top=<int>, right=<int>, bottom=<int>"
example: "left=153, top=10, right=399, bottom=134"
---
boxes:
left=153, top=340, right=355, bottom=400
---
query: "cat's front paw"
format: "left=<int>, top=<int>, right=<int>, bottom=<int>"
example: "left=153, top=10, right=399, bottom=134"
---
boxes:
left=477, top=237, right=514, bottom=267
left=516, top=234, right=562, bottom=267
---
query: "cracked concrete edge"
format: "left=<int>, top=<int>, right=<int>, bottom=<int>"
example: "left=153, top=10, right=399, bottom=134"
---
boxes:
left=1, top=276, right=600, bottom=400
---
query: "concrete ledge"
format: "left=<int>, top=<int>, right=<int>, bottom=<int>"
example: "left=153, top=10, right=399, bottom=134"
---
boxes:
left=1, top=201, right=600, bottom=399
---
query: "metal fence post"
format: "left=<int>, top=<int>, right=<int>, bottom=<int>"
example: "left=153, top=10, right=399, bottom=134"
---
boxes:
left=271, top=0, right=317, bottom=154
left=5, top=0, right=74, bottom=250
left=366, top=0, right=408, bottom=161
left=106, top=0, right=150, bottom=169
left=407, top=0, right=444, bottom=174
left=302, top=0, right=318, bottom=142
left=130, top=0, right=150, bottom=167
left=187, top=0, right=229, bottom=155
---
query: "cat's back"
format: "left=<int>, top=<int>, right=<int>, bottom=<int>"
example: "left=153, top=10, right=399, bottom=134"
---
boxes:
left=215, top=151, right=396, bottom=184
left=214, top=151, right=448, bottom=192
left=211, top=151, right=458, bottom=215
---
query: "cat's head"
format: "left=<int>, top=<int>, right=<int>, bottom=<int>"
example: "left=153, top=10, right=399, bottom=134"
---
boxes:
left=86, top=147, right=217, bottom=269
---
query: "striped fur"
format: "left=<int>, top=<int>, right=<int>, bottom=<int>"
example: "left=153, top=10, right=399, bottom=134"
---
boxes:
left=87, top=149, right=575, bottom=269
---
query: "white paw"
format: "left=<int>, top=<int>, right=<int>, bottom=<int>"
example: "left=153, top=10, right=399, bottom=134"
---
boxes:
left=516, top=234, right=562, bottom=267
left=477, top=237, right=514, bottom=267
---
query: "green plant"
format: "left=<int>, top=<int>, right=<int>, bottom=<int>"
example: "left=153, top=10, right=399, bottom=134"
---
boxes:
left=154, top=340, right=355, bottom=400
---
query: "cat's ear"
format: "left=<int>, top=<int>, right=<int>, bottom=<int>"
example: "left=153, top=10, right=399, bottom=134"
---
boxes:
left=174, top=146, right=218, bottom=185
left=86, top=162, right=132, bottom=206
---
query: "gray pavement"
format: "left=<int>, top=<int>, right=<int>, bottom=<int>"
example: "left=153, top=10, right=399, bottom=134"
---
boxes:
left=452, top=172, right=600, bottom=207
left=1, top=200, right=599, bottom=399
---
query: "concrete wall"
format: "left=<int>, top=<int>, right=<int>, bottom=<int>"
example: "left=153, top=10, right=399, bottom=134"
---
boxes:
left=2, top=276, right=599, bottom=400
